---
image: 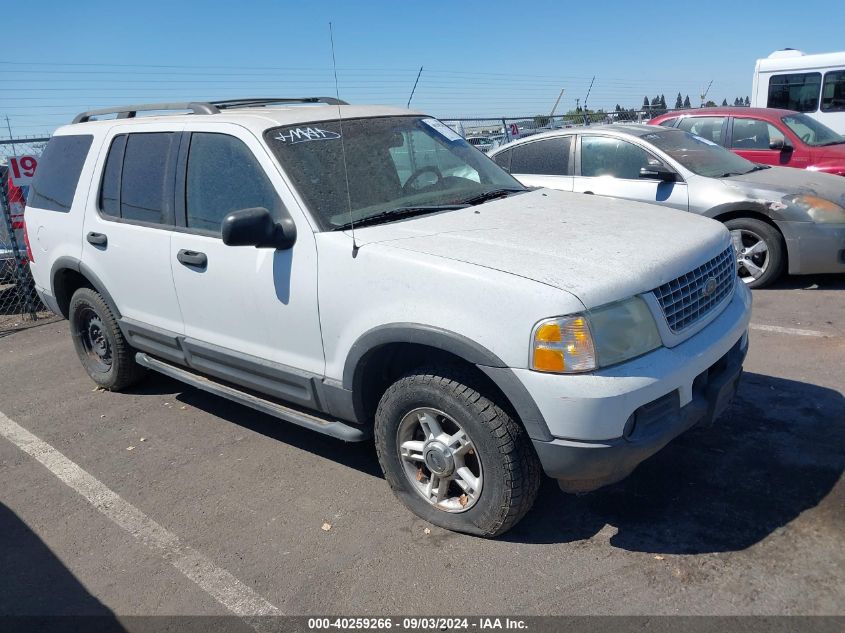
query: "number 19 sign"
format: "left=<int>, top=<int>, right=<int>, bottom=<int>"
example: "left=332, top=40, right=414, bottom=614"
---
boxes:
left=7, top=155, right=39, bottom=187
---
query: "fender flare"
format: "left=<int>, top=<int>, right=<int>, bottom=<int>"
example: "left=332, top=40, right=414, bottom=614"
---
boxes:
left=343, top=323, right=553, bottom=441
left=50, top=255, right=122, bottom=319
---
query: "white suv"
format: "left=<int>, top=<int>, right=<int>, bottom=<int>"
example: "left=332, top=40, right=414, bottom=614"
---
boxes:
left=24, top=98, right=751, bottom=536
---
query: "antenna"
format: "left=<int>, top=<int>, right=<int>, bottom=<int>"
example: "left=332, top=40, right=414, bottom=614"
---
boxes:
left=329, top=22, right=357, bottom=255
left=407, top=66, right=423, bottom=108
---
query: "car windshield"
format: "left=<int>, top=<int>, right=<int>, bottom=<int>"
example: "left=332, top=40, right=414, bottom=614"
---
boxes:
left=264, top=116, right=524, bottom=230
left=640, top=129, right=759, bottom=178
left=781, top=114, right=844, bottom=146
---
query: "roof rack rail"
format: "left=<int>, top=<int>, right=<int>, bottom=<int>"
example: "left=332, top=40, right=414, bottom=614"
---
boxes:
left=72, top=102, right=218, bottom=124
left=72, top=97, right=348, bottom=124
left=211, top=97, right=348, bottom=109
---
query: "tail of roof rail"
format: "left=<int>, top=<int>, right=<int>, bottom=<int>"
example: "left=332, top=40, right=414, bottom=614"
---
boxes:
left=71, top=97, right=348, bottom=124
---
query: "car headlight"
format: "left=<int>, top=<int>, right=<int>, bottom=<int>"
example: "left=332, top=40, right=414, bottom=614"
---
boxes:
left=530, top=297, right=662, bottom=373
left=785, top=194, right=845, bottom=223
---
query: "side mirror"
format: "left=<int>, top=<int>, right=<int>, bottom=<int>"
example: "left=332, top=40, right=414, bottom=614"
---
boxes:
left=221, top=207, right=296, bottom=250
left=770, top=138, right=792, bottom=151
left=639, top=164, right=677, bottom=182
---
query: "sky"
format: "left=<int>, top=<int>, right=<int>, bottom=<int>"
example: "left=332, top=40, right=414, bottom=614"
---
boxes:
left=2, top=0, right=844, bottom=138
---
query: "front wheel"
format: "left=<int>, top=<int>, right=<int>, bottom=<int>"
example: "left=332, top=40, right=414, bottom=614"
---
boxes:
left=374, top=366, right=541, bottom=537
left=724, top=217, right=785, bottom=289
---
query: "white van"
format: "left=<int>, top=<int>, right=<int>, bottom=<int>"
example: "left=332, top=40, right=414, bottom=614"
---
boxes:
left=752, top=49, right=845, bottom=134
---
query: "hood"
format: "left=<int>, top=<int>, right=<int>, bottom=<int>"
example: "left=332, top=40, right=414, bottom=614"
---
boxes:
left=353, top=189, right=729, bottom=308
left=722, top=165, right=845, bottom=207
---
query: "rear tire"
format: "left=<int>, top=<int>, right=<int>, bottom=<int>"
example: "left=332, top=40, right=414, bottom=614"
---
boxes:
left=69, top=287, right=146, bottom=391
left=374, top=365, right=541, bottom=537
left=724, top=217, right=785, bottom=289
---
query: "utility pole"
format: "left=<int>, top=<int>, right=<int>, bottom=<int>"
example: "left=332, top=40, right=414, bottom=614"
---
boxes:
left=582, top=76, right=595, bottom=126
left=549, top=89, right=565, bottom=120
left=4, top=115, right=17, bottom=155
left=700, top=80, right=713, bottom=108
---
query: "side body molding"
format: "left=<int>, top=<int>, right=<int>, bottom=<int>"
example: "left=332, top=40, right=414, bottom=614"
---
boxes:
left=343, top=323, right=553, bottom=441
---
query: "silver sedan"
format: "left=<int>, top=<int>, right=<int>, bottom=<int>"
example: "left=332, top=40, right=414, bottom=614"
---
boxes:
left=488, top=125, right=845, bottom=287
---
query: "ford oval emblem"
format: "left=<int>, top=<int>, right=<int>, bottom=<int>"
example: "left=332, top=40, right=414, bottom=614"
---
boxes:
left=702, top=277, right=718, bottom=297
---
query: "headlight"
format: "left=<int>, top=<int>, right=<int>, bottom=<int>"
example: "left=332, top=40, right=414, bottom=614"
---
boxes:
left=785, top=194, right=845, bottom=223
left=530, top=297, right=662, bottom=373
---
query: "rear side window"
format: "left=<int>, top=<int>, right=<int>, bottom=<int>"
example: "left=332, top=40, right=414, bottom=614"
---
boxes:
left=676, top=116, right=725, bottom=144
left=767, top=72, right=821, bottom=112
left=510, top=137, right=572, bottom=175
left=657, top=118, right=678, bottom=127
left=185, top=133, right=281, bottom=233
left=27, top=135, right=93, bottom=213
left=99, top=132, right=178, bottom=225
left=492, top=149, right=512, bottom=171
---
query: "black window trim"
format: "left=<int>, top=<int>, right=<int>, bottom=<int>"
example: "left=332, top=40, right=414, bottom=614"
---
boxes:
left=575, top=133, right=686, bottom=183
left=96, top=130, right=183, bottom=230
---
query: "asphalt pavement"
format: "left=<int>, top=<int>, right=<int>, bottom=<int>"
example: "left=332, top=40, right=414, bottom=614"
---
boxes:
left=0, top=274, right=843, bottom=618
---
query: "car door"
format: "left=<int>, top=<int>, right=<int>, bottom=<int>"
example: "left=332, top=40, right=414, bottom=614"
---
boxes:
left=728, top=117, right=809, bottom=168
left=82, top=125, right=185, bottom=334
left=492, top=136, right=574, bottom=191
left=169, top=122, right=324, bottom=386
left=572, top=134, right=689, bottom=212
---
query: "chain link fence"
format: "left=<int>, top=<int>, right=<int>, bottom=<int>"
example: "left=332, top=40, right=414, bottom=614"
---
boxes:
left=0, top=137, right=57, bottom=335
left=442, top=109, right=668, bottom=153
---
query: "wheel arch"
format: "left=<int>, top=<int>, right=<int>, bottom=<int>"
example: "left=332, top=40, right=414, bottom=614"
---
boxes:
left=711, top=209, right=790, bottom=270
left=51, top=256, right=122, bottom=320
left=342, top=324, right=553, bottom=441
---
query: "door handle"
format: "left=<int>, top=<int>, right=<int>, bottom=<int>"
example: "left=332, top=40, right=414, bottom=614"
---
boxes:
left=583, top=191, right=594, bottom=195
left=86, top=232, right=108, bottom=246
left=177, top=249, right=208, bottom=268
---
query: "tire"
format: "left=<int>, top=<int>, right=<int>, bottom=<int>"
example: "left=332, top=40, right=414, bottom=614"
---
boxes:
left=69, top=287, right=146, bottom=391
left=374, top=365, right=541, bottom=537
left=724, top=217, right=785, bottom=289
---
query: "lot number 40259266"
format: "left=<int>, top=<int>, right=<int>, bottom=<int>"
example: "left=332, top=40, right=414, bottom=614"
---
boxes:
left=8, top=156, right=39, bottom=187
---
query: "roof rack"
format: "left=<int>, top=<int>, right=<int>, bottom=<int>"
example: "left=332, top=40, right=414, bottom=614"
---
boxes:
left=71, top=97, right=348, bottom=124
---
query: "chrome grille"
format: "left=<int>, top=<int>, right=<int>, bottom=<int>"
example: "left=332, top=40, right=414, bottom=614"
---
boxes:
left=652, top=247, right=736, bottom=333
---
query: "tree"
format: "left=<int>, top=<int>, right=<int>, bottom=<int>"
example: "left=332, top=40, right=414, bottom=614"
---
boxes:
left=723, top=99, right=729, bottom=106
left=533, top=114, right=550, bottom=127
left=615, top=104, right=622, bottom=112
left=745, top=96, right=751, bottom=106
left=643, top=96, right=650, bottom=112
left=683, top=94, right=691, bottom=108
left=659, top=94, right=667, bottom=112
left=705, top=100, right=717, bottom=108
left=675, top=92, right=683, bottom=109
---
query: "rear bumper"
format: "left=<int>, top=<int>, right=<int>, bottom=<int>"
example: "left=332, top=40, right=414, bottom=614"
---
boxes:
left=778, top=220, right=845, bottom=275
left=35, top=287, right=61, bottom=316
left=531, top=334, right=746, bottom=492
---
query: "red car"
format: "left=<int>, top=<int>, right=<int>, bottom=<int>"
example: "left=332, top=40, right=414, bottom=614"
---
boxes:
left=650, top=107, right=845, bottom=176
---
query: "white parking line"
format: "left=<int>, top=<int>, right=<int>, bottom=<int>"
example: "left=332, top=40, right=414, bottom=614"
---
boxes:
left=0, top=410, right=282, bottom=625
left=750, top=323, right=829, bottom=338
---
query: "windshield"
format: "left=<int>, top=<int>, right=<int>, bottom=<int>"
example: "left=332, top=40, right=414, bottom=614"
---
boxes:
left=264, top=116, right=524, bottom=229
left=641, top=129, right=759, bottom=178
left=781, top=114, right=844, bottom=146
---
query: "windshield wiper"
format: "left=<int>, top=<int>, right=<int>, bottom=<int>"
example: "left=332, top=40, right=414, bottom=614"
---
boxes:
left=456, top=188, right=526, bottom=206
left=332, top=204, right=468, bottom=230
left=748, top=164, right=770, bottom=172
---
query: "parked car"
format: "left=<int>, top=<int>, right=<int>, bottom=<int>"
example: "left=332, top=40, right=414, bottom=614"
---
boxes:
left=466, top=135, right=495, bottom=153
left=650, top=107, right=845, bottom=176
left=26, top=99, right=750, bottom=536
left=489, top=125, right=845, bottom=287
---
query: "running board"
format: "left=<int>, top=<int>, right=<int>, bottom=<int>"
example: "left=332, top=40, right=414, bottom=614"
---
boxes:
left=135, top=353, right=370, bottom=442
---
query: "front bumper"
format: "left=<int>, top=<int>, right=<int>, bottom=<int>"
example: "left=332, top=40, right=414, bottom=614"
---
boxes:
left=519, top=281, right=751, bottom=492
left=532, top=334, right=746, bottom=492
left=777, top=220, right=845, bottom=275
